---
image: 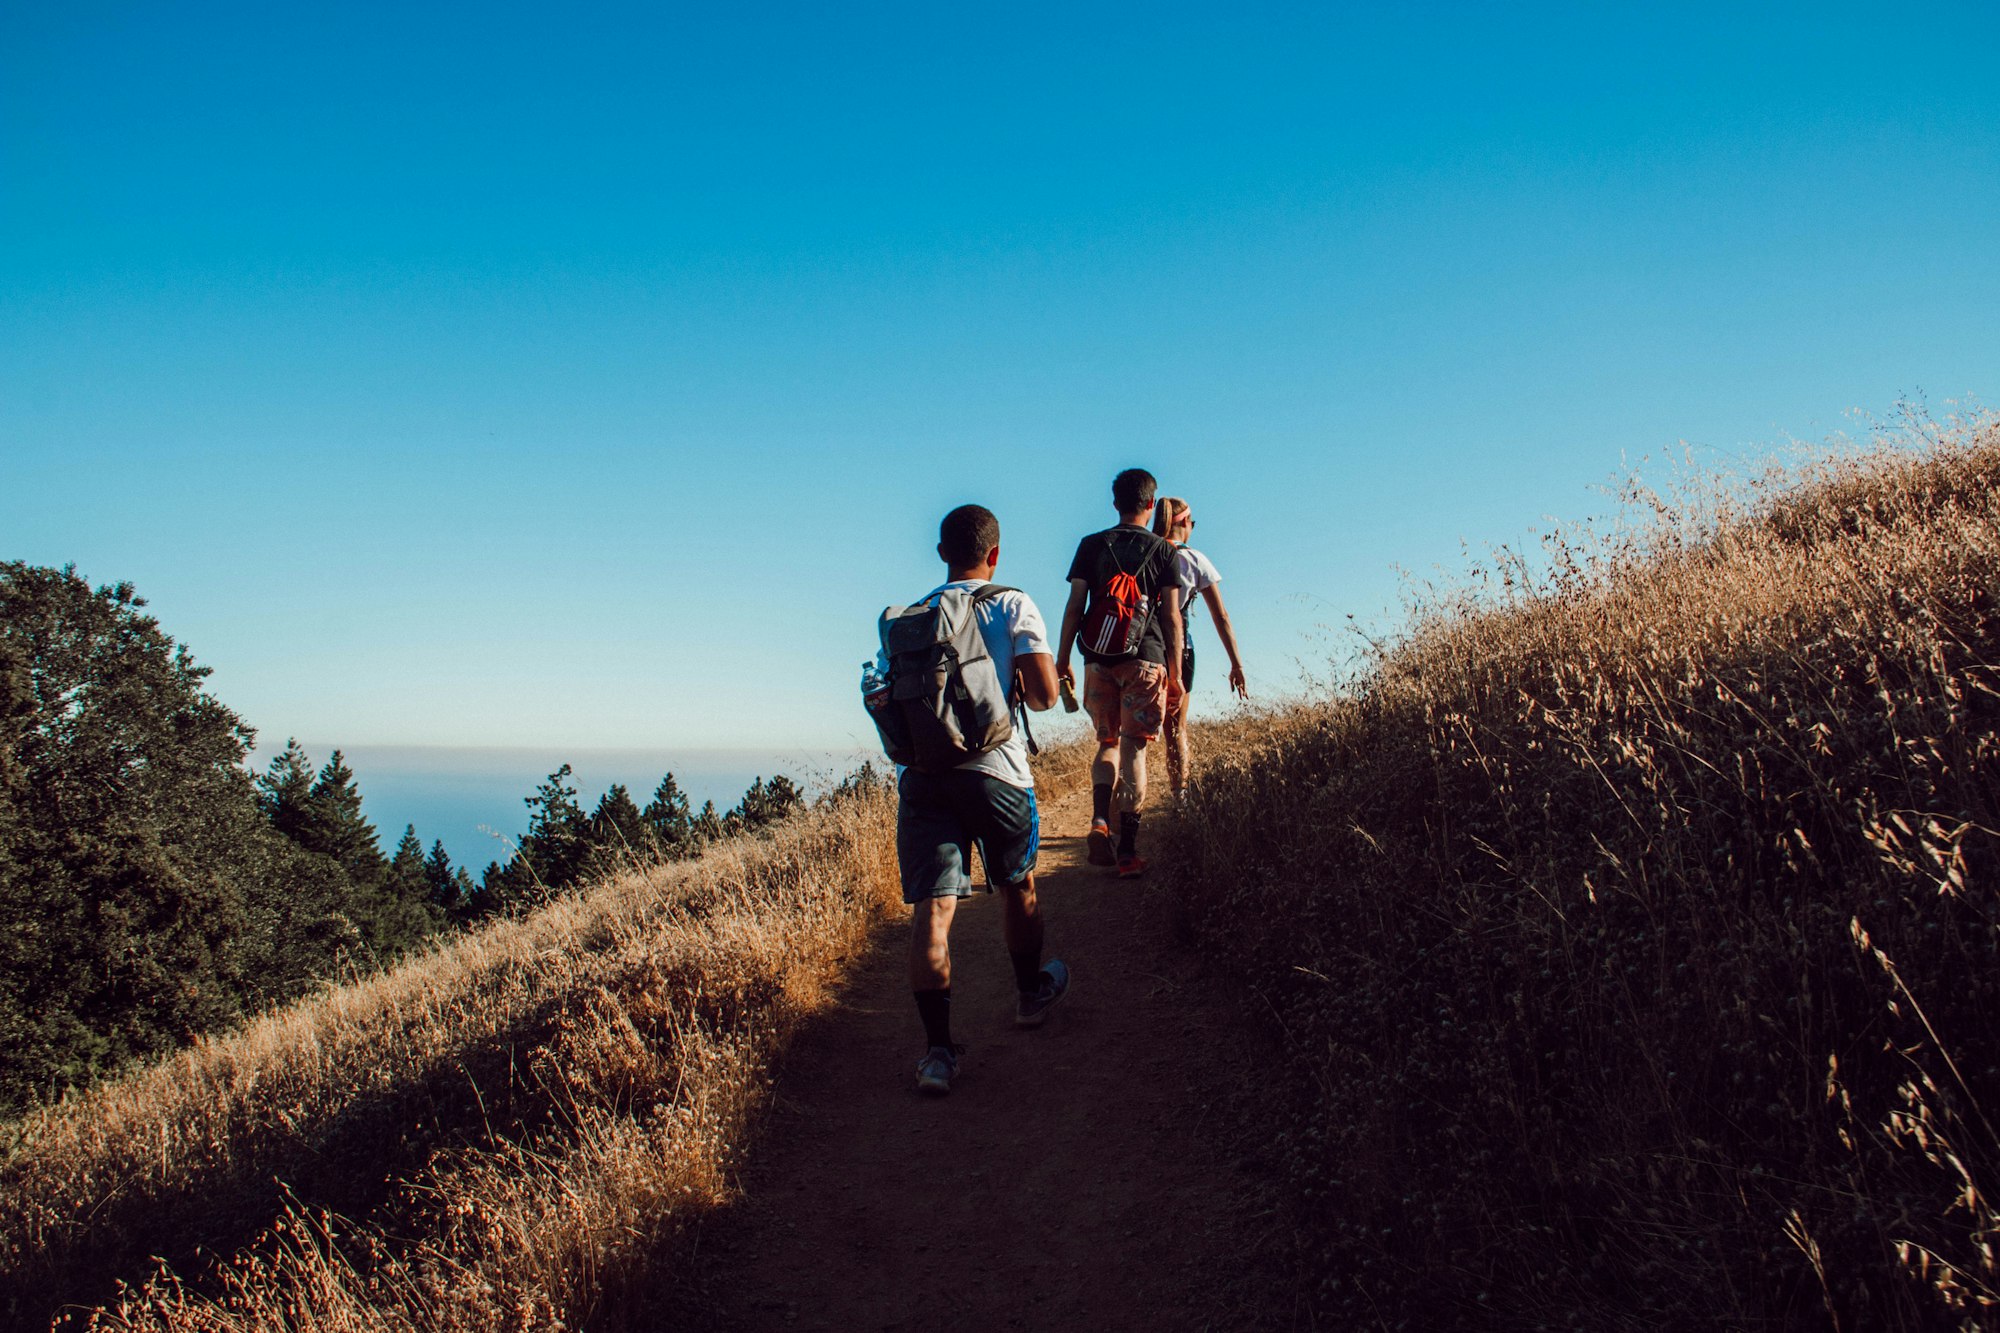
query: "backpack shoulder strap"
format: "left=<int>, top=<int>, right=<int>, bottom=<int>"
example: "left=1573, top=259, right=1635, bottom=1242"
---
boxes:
left=972, top=583, right=1018, bottom=603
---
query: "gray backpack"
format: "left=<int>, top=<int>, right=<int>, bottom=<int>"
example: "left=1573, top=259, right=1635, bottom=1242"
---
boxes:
left=869, top=585, right=1032, bottom=773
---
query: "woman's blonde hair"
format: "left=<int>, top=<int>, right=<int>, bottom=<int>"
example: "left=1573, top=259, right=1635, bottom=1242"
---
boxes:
left=1152, top=496, right=1190, bottom=539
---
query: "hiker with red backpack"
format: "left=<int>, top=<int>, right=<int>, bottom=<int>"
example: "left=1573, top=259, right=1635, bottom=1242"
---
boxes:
left=1055, top=468, right=1185, bottom=879
left=863, top=504, right=1069, bottom=1096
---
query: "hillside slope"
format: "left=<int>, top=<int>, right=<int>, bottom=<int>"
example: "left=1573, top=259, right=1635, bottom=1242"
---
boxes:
left=2, top=780, right=904, bottom=1330
left=1164, top=413, right=2000, bottom=1330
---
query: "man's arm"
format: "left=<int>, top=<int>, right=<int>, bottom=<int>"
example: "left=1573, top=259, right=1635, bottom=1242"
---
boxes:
left=1161, top=586, right=1184, bottom=692
left=1015, top=653, right=1058, bottom=711
left=1054, top=579, right=1088, bottom=685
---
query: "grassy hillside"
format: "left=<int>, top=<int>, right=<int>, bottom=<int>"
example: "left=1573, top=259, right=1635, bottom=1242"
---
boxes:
left=1166, top=413, right=2000, bottom=1330
left=3, top=736, right=1096, bottom=1332
left=2, top=781, right=910, bottom=1330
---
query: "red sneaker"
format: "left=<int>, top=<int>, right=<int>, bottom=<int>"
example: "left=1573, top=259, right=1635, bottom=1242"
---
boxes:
left=1115, top=853, right=1147, bottom=879
left=1086, top=819, right=1116, bottom=866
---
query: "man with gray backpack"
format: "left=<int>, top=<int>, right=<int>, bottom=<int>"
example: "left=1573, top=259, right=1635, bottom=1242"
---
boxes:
left=863, top=504, right=1068, bottom=1096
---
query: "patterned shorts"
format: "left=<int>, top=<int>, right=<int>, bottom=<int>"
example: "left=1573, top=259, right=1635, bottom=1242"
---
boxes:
left=1083, top=658, right=1168, bottom=744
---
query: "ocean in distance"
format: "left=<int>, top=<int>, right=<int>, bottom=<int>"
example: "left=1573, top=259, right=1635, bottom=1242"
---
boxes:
left=262, top=744, right=878, bottom=876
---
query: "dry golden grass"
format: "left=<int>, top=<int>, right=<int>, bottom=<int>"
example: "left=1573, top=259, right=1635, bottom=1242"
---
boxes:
left=1165, top=410, right=2000, bottom=1330
left=4, top=740, right=1095, bottom=1332
left=3, top=781, right=903, bottom=1330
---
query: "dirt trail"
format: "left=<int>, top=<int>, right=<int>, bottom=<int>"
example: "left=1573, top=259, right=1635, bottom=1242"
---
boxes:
left=656, top=789, right=1301, bottom=1332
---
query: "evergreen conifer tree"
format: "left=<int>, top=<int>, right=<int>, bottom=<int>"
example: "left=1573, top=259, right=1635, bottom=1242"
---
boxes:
left=0, top=564, right=281, bottom=1110
left=643, top=771, right=694, bottom=859
left=424, top=839, right=465, bottom=918
left=732, top=774, right=805, bottom=831
left=300, top=751, right=388, bottom=887
left=366, top=825, right=443, bottom=953
left=257, top=740, right=317, bottom=841
left=585, top=783, right=646, bottom=877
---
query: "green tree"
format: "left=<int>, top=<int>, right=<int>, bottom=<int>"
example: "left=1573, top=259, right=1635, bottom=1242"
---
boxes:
left=479, top=764, right=589, bottom=912
left=299, top=751, right=387, bottom=888
left=256, top=739, right=317, bottom=842
left=732, top=774, right=805, bottom=831
left=643, top=771, right=694, bottom=859
left=0, top=565, right=260, bottom=1109
left=425, top=839, right=468, bottom=919
left=365, top=825, right=443, bottom=956
left=584, top=783, right=646, bottom=877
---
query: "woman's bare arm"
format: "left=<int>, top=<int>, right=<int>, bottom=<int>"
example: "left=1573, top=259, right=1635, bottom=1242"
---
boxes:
left=1201, top=583, right=1247, bottom=696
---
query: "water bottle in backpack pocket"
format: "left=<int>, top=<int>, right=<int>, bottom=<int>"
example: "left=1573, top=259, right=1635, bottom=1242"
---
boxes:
left=865, top=585, right=1018, bottom=773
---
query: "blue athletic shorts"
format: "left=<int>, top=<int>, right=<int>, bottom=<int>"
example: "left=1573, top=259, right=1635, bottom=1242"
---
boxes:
left=895, top=767, right=1040, bottom=902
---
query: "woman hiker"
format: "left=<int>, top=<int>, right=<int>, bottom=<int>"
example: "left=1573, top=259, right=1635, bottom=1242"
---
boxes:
left=1152, top=495, right=1248, bottom=802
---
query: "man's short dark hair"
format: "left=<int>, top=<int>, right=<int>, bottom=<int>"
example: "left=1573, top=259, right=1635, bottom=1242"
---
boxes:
left=1112, top=468, right=1157, bottom=516
left=939, top=504, right=1001, bottom=567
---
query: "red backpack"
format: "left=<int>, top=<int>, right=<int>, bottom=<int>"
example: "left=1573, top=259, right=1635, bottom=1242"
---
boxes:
left=1080, top=546, right=1153, bottom=658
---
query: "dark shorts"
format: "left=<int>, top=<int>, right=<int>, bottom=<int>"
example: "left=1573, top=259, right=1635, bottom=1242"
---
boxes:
left=896, top=767, right=1040, bottom=902
left=1182, top=642, right=1196, bottom=691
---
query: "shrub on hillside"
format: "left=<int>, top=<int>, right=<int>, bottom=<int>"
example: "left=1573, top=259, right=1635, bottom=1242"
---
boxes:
left=1167, top=413, right=2000, bottom=1329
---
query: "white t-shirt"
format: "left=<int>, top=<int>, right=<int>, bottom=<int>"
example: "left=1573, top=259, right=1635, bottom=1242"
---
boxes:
left=875, top=578, right=1052, bottom=790
left=1174, top=546, right=1222, bottom=627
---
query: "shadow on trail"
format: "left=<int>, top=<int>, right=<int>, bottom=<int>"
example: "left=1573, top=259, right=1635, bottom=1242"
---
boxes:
left=636, top=801, right=1307, bottom=1333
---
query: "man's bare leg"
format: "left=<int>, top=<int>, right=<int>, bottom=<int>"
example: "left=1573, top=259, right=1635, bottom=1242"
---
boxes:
left=1117, top=734, right=1149, bottom=811
left=1001, top=872, right=1069, bottom=1022
left=999, top=874, right=1044, bottom=991
left=1087, top=740, right=1119, bottom=864
left=911, top=895, right=958, bottom=1053
left=1091, top=741, right=1118, bottom=796
left=911, top=894, right=956, bottom=989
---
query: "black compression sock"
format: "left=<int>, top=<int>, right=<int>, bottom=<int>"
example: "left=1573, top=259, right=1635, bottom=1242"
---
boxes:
left=1010, top=949, right=1044, bottom=994
left=1118, top=811, right=1141, bottom=856
left=1091, top=783, right=1113, bottom=823
left=914, top=987, right=952, bottom=1048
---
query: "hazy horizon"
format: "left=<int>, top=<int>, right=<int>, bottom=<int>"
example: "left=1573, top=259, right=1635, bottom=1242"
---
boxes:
left=253, top=741, right=885, bottom=873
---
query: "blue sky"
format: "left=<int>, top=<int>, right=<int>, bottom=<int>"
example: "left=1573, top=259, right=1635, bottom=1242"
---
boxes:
left=5, top=0, right=1996, bottom=759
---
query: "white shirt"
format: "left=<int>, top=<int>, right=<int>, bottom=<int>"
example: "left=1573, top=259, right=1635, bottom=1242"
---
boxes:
left=875, top=578, right=1052, bottom=790
left=1174, top=546, right=1222, bottom=626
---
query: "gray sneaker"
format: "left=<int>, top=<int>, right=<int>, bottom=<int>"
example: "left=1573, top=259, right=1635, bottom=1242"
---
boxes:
left=915, top=1044, right=962, bottom=1095
left=1014, top=959, right=1071, bottom=1028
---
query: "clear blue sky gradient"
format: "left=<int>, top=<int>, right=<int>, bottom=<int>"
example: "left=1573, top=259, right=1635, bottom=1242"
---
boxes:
left=6, top=1, right=1997, bottom=755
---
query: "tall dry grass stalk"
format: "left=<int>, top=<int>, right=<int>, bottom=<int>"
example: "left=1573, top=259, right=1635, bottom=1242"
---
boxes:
left=2, top=781, right=904, bottom=1330
left=1166, top=411, right=2000, bottom=1330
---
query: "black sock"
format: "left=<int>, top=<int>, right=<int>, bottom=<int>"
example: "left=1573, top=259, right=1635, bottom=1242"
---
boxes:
left=1010, top=949, right=1044, bottom=994
left=915, top=987, right=952, bottom=1048
left=1091, top=783, right=1113, bottom=823
left=1118, top=810, right=1141, bottom=856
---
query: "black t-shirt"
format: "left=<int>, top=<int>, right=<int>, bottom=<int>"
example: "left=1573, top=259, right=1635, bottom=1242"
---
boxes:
left=1066, top=525, right=1179, bottom=665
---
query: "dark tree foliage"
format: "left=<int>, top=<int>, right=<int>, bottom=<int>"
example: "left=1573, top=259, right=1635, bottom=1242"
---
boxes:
left=0, top=566, right=457, bottom=1113
left=1, top=566, right=275, bottom=1108
left=583, top=783, right=646, bottom=879
left=259, top=743, right=440, bottom=965
left=256, top=739, right=316, bottom=842
left=475, top=765, right=587, bottom=916
left=642, top=771, right=694, bottom=859
left=425, top=839, right=472, bottom=920
left=477, top=767, right=810, bottom=909
left=731, top=774, right=804, bottom=831
left=299, top=752, right=387, bottom=887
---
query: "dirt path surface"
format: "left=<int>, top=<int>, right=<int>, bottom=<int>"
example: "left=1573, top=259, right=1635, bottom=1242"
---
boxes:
left=657, top=789, right=1301, bottom=1332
